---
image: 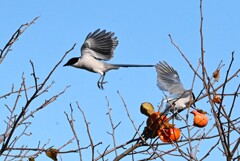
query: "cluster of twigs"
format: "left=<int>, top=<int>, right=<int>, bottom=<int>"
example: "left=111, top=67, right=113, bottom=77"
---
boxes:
left=0, top=0, right=239, bottom=160
left=0, top=17, right=76, bottom=160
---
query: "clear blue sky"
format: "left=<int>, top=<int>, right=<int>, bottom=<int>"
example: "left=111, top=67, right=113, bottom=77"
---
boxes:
left=1, top=0, right=240, bottom=160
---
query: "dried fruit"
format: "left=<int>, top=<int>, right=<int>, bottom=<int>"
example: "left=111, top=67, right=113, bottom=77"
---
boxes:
left=213, top=61, right=224, bottom=82
left=140, top=102, right=155, bottom=117
left=213, top=95, right=221, bottom=104
left=29, top=158, right=35, bottom=161
left=213, top=69, right=220, bottom=81
left=191, top=109, right=208, bottom=128
left=45, top=148, right=58, bottom=161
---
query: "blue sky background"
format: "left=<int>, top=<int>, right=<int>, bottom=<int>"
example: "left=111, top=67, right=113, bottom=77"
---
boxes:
left=1, top=0, right=240, bottom=160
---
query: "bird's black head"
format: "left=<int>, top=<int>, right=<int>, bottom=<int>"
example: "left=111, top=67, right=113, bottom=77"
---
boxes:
left=63, top=57, right=79, bottom=67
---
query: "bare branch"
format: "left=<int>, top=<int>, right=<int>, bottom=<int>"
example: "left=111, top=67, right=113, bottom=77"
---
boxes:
left=0, top=44, right=76, bottom=155
left=0, top=16, right=39, bottom=63
left=106, top=97, right=119, bottom=157
left=64, top=104, right=83, bottom=161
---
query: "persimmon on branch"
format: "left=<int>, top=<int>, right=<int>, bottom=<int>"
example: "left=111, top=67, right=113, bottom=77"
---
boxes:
left=96, top=0, right=239, bottom=160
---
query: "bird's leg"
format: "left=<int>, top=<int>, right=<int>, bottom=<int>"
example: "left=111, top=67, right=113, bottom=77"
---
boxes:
left=97, top=73, right=108, bottom=90
left=97, top=75, right=103, bottom=89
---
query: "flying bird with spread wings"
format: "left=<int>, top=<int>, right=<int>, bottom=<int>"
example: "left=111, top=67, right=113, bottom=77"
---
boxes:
left=64, top=29, right=154, bottom=89
left=156, top=61, right=195, bottom=113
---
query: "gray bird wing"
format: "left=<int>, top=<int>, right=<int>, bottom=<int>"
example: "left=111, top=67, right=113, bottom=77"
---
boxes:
left=81, top=29, right=119, bottom=61
left=156, top=61, right=186, bottom=94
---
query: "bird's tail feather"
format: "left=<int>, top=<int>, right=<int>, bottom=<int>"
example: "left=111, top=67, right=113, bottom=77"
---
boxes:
left=113, top=64, right=155, bottom=68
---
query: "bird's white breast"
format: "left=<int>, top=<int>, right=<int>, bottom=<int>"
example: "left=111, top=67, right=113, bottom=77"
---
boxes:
left=167, top=95, right=191, bottom=111
left=77, top=54, right=106, bottom=75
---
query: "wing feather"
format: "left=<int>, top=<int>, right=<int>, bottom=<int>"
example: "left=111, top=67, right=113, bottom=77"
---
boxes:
left=81, top=29, right=118, bottom=60
left=156, top=61, right=186, bottom=94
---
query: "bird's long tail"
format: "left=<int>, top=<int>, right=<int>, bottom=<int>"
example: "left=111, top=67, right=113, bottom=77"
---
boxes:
left=113, top=64, right=155, bottom=68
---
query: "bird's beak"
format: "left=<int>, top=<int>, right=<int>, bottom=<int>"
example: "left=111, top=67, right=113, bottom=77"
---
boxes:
left=63, top=63, right=68, bottom=67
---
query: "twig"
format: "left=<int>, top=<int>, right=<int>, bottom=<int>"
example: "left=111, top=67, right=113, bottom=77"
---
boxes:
left=200, top=139, right=221, bottom=161
left=168, top=34, right=203, bottom=82
left=76, top=102, right=98, bottom=161
left=0, top=16, right=39, bottom=63
left=106, top=97, right=119, bottom=157
left=64, top=104, right=83, bottom=161
left=113, top=143, right=142, bottom=161
left=58, top=137, right=75, bottom=150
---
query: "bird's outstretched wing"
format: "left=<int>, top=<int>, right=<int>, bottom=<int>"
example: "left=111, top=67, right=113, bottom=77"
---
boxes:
left=156, top=61, right=185, bottom=94
left=81, top=29, right=119, bottom=61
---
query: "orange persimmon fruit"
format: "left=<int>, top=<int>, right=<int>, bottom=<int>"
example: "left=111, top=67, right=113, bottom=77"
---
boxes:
left=146, top=112, right=169, bottom=138
left=191, top=109, right=208, bottom=128
left=158, top=125, right=181, bottom=142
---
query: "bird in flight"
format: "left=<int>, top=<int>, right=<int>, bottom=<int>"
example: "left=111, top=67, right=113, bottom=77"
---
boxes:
left=156, top=61, right=195, bottom=114
left=64, top=29, right=154, bottom=89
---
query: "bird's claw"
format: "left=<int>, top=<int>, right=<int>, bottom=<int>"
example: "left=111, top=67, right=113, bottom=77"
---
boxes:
left=97, top=81, right=108, bottom=90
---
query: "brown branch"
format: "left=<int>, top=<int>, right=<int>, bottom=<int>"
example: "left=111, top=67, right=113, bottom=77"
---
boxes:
left=168, top=34, right=203, bottom=82
left=35, top=43, right=76, bottom=93
left=113, top=142, right=142, bottom=161
left=196, top=68, right=240, bottom=101
left=200, top=139, right=220, bottom=161
left=213, top=52, right=236, bottom=159
left=0, top=43, right=76, bottom=155
left=0, top=83, right=43, bottom=99
left=105, top=97, right=119, bottom=157
left=231, top=138, right=240, bottom=157
left=97, top=145, right=110, bottom=161
left=220, top=52, right=235, bottom=109
left=117, top=91, right=145, bottom=141
left=64, top=104, right=83, bottom=161
left=0, top=77, right=24, bottom=145
left=0, top=16, right=39, bottom=64
left=199, top=0, right=207, bottom=93
left=76, top=102, right=100, bottom=161
left=58, top=137, right=75, bottom=150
